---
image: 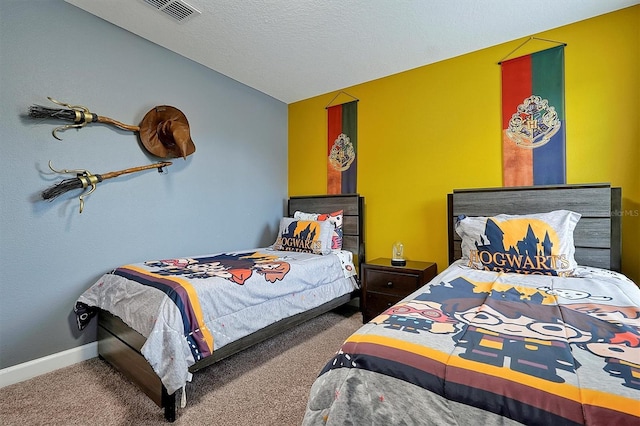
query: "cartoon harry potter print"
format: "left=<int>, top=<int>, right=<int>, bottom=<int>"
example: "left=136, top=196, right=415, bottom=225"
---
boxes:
left=372, top=300, right=458, bottom=334
left=145, top=251, right=291, bottom=284
left=372, top=276, right=640, bottom=388
left=564, top=302, right=640, bottom=389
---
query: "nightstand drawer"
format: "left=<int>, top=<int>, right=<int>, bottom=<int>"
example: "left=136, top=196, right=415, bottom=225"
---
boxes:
left=360, top=258, right=437, bottom=323
left=364, top=292, right=402, bottom=320
left=365, top=270, right=419, bottom=297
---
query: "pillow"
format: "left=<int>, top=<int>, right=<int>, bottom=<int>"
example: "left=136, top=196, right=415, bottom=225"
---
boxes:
left=294, top=210, right=343, bottom=250
left=272, top=218, right=333, bottom=255
left=455, top=210, right=581, bottom=277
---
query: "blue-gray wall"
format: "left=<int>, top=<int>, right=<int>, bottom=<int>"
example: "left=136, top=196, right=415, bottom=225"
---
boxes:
left=0, top=1, right=288, bottom=368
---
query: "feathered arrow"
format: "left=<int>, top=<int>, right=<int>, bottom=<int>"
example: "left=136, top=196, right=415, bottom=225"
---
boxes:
left=42, top=160, right=172, bottom=213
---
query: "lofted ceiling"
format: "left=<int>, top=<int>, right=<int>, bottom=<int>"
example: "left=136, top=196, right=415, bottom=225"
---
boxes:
left=65, top=0, right=638, bottom=104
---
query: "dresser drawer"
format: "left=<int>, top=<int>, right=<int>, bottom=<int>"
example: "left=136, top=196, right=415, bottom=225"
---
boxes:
left=365, top=270, right=419, bottom=297
left=360, top=258, right=437, bottom=324
left=363, top=292, right=402, bottom=322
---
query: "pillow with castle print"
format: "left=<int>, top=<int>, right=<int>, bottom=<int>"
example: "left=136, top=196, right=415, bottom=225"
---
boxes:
left=294, top=209, right=343, bottom=250
left=272, top=218, right=333, bottom=255
left=455, top=210, right=581, bottom=276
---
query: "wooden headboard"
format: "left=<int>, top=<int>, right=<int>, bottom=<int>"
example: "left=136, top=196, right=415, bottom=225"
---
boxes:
left=288, top=194, right=365, bottom=273
left=447, top=184, right=621, bottom=271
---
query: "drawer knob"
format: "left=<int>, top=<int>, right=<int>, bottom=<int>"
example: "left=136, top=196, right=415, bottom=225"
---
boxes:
left=386, top=281, right=394, bottom=288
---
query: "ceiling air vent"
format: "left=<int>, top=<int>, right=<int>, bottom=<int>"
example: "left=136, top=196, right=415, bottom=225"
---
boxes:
left=142, top=0, right=201, bottom=23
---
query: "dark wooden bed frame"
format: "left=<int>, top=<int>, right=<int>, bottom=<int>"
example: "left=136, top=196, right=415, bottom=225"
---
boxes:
left=97, top=194, right=364, bottom=421
left=447, top=183, right=622, bottom=271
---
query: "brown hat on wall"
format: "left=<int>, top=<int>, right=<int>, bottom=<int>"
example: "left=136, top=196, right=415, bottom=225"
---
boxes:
left=139, top=106, right=196, bottom=159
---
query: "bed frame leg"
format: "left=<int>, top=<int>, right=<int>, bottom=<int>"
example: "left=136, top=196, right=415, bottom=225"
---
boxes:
left=162, top=386, right=176, bottom=422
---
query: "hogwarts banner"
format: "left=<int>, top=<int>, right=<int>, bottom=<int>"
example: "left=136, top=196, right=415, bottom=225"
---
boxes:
left=327, top=100, right=357, bottom=194
left=502, top=45, right=566, bottom=186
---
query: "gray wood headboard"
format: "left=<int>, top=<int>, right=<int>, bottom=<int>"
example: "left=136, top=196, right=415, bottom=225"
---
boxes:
left=448, top=184, right=621, bottom=271
left=288, top=194, right=365, bottom=273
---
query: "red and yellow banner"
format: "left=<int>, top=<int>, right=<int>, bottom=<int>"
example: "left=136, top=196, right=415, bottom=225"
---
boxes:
left=501, top=46, right=566, bottom=186
left=327, top=100, right=357, bottom=194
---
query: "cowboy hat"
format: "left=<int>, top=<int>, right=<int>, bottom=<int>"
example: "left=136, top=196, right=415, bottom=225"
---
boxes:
left=138, top=105, right=196, bottom=159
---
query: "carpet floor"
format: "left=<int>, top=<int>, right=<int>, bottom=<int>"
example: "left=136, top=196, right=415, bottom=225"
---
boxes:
left=0, top=306, right=362, bottom=425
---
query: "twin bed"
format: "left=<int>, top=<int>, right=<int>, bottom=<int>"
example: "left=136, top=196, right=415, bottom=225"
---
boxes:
left=75, top=194, right=364, bottom=421
left=303, top=184, right=639, bottom=425
left=76, top=185, right=639, bottom=424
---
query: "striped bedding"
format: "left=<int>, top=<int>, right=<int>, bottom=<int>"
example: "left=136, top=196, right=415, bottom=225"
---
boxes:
left=75, top=248, right=358, bottom=395
left=303, top=261, right=640, bottom=425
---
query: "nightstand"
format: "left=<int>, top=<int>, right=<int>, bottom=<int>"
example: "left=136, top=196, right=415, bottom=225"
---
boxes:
left=361, top=258, right=437, bottom=323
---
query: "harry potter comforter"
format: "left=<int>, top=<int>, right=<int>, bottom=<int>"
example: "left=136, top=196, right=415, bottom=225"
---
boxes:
left=303, top=261, right=640, bottom=425
left=75, top=248, right=357, bottom=395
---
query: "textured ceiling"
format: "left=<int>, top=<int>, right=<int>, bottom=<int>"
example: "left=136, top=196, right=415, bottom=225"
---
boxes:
left=65, top=0, right=638, bottom=104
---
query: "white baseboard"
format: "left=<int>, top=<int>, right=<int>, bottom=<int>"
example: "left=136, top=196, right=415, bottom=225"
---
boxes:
left=0, top=342, right=98, bottom=388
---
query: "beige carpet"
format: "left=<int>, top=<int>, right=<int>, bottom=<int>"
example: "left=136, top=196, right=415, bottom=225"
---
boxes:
left=0, top=306, right=362, bottom=425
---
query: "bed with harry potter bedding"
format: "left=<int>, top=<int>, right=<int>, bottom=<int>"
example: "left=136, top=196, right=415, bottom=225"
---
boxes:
left=74, top=194, right=364, bottom=421
left=303, top=185, right=640, bottom=425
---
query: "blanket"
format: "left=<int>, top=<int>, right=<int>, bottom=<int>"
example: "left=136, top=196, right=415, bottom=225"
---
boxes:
left=303, top=262, right=640, bottom=425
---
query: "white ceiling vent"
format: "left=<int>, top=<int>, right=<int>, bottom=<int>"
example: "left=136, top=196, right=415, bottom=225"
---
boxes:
left=141, top=0, right=201, bottom=23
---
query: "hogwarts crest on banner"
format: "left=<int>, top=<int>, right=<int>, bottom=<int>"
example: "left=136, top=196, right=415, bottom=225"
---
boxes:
left=329, top=133, right=356, bottom=171
left=505, top=95, right=561, bottom=149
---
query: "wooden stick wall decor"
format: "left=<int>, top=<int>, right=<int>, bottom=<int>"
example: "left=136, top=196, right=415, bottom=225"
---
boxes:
left=42, top=161, right=172, bottom=213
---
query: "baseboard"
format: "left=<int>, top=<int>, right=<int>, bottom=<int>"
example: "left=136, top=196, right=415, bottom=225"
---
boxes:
left=0, top=342, right=98, bottom=388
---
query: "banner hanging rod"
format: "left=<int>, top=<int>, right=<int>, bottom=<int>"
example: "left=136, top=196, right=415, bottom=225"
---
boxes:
left=498, top=36, right=567, bottom=64
left=325, top=91, right=359, bottom=109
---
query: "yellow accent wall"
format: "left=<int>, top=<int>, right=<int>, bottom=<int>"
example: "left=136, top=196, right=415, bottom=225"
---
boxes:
left=289, top=6, right=640, bottom=282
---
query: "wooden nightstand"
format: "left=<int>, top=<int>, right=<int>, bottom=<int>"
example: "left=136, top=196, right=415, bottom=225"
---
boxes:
left=361, top=258, right=437, bottom=323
